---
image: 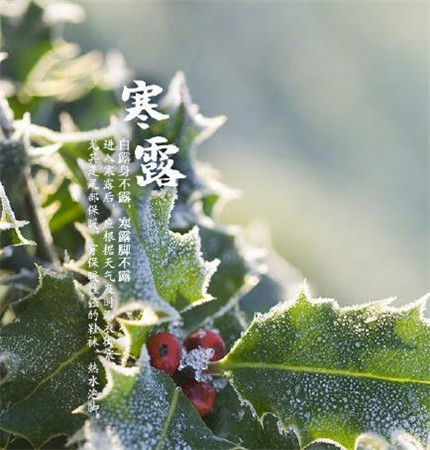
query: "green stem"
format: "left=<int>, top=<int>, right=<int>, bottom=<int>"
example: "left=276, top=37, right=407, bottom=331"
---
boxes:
left=205, top=360, right=226, bottom=376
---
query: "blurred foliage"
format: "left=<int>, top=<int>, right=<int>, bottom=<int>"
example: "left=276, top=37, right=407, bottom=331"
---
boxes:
left=74, top=0, right=429, bottom=304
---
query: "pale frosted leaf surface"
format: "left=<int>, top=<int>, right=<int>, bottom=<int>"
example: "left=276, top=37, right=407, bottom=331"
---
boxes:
left=155, top=71, right=227, bottom=228
left=0, top=180, right=35, bottom=248
left=79, top=352, right=234, bottom=450
left=214, top=292, right=430, bottom=449
left=135, top=189, right=218, bottom=311
left=0, top=268, right=98, bottom=447
left=90, top=186, right=217, bottom=315
left=91, top=224, right=178, bottom=319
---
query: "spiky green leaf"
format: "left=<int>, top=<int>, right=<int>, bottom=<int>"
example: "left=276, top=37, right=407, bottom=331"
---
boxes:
left=0, top=181, right=35, bottom=250
left=0, top=268, right=101, bottom=448
left=213, top=291, right=430, bottom=449
left=77, top=353, right=235, bottom=450
left=90, top=188, right=217, bottom=317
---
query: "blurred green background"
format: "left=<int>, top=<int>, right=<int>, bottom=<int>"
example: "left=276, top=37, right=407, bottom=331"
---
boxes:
left=71, top=0, right=428, bottom=306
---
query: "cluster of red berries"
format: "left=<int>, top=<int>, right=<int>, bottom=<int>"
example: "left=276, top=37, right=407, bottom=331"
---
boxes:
left=146, top=329, right=226, bottom=416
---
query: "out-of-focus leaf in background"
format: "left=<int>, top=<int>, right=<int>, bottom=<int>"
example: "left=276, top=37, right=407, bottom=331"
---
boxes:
left=70, top=1, right=428, bottom=305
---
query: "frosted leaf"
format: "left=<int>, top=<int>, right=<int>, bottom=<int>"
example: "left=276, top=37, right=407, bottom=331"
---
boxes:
left=158, top=71, right=228, bottom=229
left=213, top=290, right=430, bottom=449
left=22, top=42, right=105, bottom=102
left=158, top=73, right=261, bottom=318
left=134, top=189, right=219, bottom=310
left=77, top=351, right=234, bottom=450
left=0, top=267, right=99, bottom=447
left=0, top=180, right=35, bottom=250
left=89, top=188, right=217, bottom=318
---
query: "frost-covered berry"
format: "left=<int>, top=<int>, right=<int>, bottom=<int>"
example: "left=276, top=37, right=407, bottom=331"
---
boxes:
left=182, top=379, right=216, bottom=416
left=147, top=332, right=181, bottom=376
left=184, top=329, right=226, bottom=361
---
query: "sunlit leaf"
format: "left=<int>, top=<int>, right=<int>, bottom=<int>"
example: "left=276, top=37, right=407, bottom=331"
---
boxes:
left=213, top=291, right=430, bottom=449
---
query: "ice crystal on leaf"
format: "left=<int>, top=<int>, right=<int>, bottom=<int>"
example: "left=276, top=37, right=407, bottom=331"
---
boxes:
left=213, top=291, right=430, bottom=449
left=0, top=180, right=35, bottom=250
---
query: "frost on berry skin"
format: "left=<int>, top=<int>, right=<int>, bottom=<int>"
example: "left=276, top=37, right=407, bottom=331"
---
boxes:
left=184, top=329, right=226, bottom=362
left=78, top=351, right=234, bottom=450
left=179, top=346, right=214, bottom=382
left=147, top=332, right=181, bottom=376
left=181, top=379, right=216, bottom=417
left=214, top=291, right=430, bottom=449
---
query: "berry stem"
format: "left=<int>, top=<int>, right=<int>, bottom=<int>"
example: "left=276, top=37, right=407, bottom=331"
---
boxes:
left=204, top=361, right=225, bottom=376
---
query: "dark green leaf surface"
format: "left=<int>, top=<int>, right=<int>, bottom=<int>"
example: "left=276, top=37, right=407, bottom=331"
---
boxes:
left=206, top=383, right=300, bottom=449
left=0, top=268, right=99, bottom=448
left=0, top=140, right=27, bottom=196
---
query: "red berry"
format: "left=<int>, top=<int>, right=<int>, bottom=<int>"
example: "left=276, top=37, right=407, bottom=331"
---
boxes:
left=147, top=332, right=181, bottom=376
left=182, top=379, right=216, bottom=416
left=184, top=329, right=226, bottom=362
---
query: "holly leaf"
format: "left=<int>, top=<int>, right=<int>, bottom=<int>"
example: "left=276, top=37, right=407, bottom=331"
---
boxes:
left=0, top=268, right=101, bottom=448
left=206, top=383, right=300, bottom=449
left=76, top=352, right=236, bottom=450
left=116, top=306, right=163, bottom=360
left=90, top=188, right=217, bottom=317
left=0, top=181, right=35, bottom=250
left=151, top=73, right=262, bottom=322
left=136, top=189, right=218, bottom=309
left=154, top=71, right=227, bottom=227
left=212, top=291, right=430, bottom=449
